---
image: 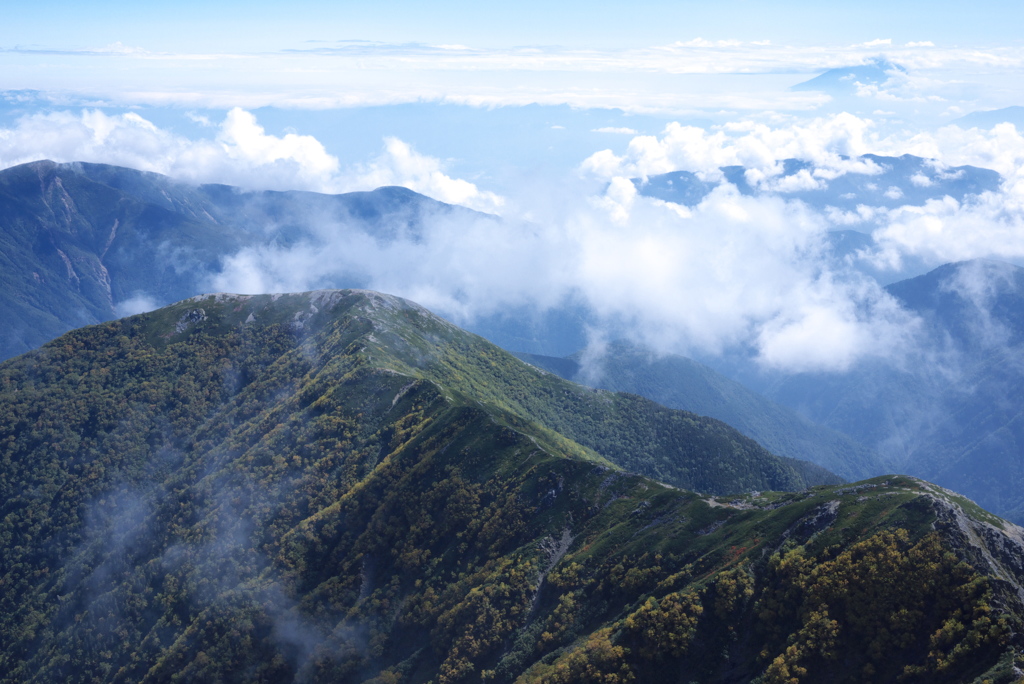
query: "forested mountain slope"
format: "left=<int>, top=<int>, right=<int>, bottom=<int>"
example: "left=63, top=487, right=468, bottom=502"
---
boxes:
left=1, top=290, right=1023, bottom=683
left=515, top=343, right=885, bottom=481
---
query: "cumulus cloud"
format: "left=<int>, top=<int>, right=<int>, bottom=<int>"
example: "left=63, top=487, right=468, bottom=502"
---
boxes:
left=581, top=113, right=879, bottom=180
left=114, top=295, right=160, bottom=317
left=7, top=106, right=1024, bottom=374
left=206, top=165, right=917, bottom=373
left=580, top=114, right=1024, bottom=274
left=0, top=108, right=503, bottom=212
left=343, top=137, right=504, bottom=213
left=868, top=194, right=1024, bottom=267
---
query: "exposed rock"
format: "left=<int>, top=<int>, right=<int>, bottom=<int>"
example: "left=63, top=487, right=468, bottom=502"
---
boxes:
left=174, top=308, right=207, bottom=334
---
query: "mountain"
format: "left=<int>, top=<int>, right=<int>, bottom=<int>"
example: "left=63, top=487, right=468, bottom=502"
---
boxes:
left=789, top=58, right=905, bottom=95
left=634, top=154, right=1002, bottom=211
left=952, top=106, right=1024, bottom=130
left=761, top=259, right=1024, bottom=523
left=0, top=159, right=487, bottom=362
left=0, top=159, right=598, bottom=361
left=514, top=342, right=886, bottom=481
left=1, top=290, right=1023, bottom=683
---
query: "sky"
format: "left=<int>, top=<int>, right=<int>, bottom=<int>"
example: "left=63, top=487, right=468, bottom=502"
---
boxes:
left=6, top=0, right=1024, bottom=50
left=4, top=0, right=1024, bottom=373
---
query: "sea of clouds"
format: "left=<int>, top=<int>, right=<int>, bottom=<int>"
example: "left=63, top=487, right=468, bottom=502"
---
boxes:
left=2, top=106, right=1023, bottom=373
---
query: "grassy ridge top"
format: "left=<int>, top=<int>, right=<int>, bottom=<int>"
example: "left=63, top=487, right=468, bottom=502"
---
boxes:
left=141, top=289, right=834, bottom=494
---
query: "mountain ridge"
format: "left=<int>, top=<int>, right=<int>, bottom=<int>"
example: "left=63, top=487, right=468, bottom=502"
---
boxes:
left=514, top=342, right=886, bottom=481
left=0, top=159, right=484, bottom=362
left=757, top=259, right=1024, bottom=523
left=1, top=289, right=1023, bottom=682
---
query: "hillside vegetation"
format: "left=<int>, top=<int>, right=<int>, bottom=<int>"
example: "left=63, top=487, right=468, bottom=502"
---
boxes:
left=515, top=343, right=884, bottom=481
left=0, top=291, right=1022, bottom=683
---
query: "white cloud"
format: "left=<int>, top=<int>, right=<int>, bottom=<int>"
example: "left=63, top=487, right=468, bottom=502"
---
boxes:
left=8, top=105, right=1024, bottom=374
left=7, top=38, right=1024, bottom=115
left=0, top=108, right=504, bottom=212
left=581, top=113, right=880, bottom=180
left=592, top=127, right=639, bottom=134
left=578, top=113, right=1024, bottom=284
left=869, top=193, right=1024, bottom=267
left=343, top=137, right=504, bottom=213
left=114, top=294, right=160, bottom=317
left=210, top=167, right=918, bottom=373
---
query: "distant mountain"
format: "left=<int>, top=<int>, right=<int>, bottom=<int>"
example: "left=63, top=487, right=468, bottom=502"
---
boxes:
left=515, top=342, right=885, bottom=481
left=0, top=159, right=598, bottom=362
left=952, top=106, right=1024, bottom=130
left=0, top=159, right=486, bottom=362
left=762, top=259, right=1024, bottom=523
left=789, top=58, right=905, bottom=95
left=634, top=154, right=1002, bottom=211
left=1, top=290, right=1021, bottom=683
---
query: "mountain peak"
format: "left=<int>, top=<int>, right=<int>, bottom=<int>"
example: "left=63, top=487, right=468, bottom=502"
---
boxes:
left=790, top=57, right=905, bottom=94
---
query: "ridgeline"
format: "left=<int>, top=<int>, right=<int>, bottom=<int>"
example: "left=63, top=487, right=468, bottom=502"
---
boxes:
left=0, top=290, right=1022, bottom=683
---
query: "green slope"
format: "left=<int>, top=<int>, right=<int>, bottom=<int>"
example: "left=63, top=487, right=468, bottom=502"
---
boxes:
left=1, top=291, right=1022, bottom=683
left=514, top=343, right=885, bottom=481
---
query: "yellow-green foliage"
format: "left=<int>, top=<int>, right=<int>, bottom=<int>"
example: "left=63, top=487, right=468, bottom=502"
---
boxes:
left=524, top=627, right=634, bottom=684
left=622, top=590, right=703, bottom=659
left=538, top=592, right=582, bottom=650
left=0, top=293, right=1022, bottom=684
left=712, top=564, right=754, bottom=621
left=431, top=556, right=538, bottom=683
left=757, top=530, right=1008, bottom=683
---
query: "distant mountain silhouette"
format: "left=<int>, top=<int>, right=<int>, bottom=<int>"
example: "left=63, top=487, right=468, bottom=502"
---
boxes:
left=790, top=58, right=905, bottom=95
left=0, top=160, right=485, bottom=361
left=952, top=106, right=1024, bottom=130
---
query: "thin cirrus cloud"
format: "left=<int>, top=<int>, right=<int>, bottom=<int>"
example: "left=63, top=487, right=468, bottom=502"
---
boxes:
left=4, top=39, right=1024, bottom=113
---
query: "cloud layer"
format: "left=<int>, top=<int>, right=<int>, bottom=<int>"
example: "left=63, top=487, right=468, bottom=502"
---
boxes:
left=585, top=113, right=1024, bottom=271
left=4, top=107, right=1024, bottom=373
left=6, top=39, right=1024, bottom=115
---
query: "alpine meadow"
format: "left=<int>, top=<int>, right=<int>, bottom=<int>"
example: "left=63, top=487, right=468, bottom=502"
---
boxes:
left=4, top=1, right=1024, bottom=683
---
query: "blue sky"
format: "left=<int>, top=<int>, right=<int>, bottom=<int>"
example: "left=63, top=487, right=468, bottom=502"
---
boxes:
left=5, top=0, right=1024, bottom=50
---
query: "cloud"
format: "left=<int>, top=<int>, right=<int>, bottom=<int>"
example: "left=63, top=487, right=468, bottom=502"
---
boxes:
left=581, top=113, right=880, bottom=180
left=343, top=137, right=504, bottom=213
left=579, top=114, right=1024, bottom=274
left=0, top=108, right=503, bottom=212
left=208, top=166, right=917, bottom=373
left=8, top=105, right=1024, bottom=374
left=592, top=127, right=638, bottom=134
left=115, top=295, right=160, bottom=317
left=7, top=38, right=1024, bottom=115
